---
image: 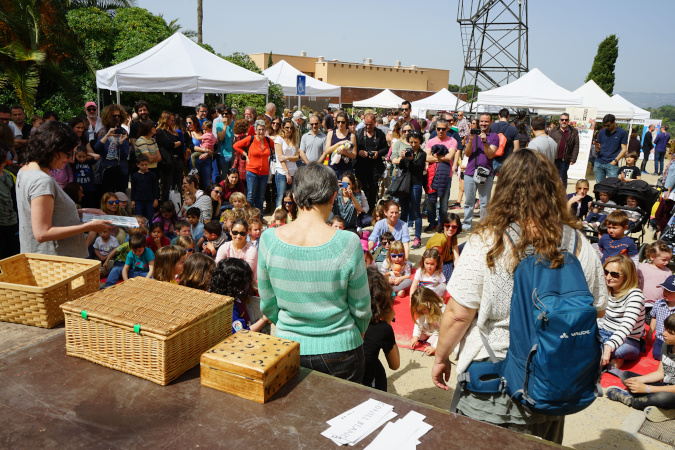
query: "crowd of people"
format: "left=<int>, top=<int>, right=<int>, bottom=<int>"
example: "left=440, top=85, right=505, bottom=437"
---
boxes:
left=4, top=97, right=675, bottom=445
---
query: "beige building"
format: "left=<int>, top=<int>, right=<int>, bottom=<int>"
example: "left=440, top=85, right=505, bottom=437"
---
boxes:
left=249, top=52, right=449, bottom=104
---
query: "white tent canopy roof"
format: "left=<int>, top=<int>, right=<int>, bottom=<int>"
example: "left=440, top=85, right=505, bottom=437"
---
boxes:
left=569, top=81, right=634, bottom=120
left=96, top=33, right=269, bottom=94
left=411, top=88, right=468, bottom=112
left=476, top=68, right=583, bottom=112
left=611, top=94, right=650, bottom=121
left=353, top=89, right=406, bottom=108
left=262, top=60, right=341, bottom=98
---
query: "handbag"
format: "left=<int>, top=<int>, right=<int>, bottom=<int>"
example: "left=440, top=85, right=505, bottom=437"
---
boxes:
left=386, top=169, right=411, bottom=198
left=473, top=165, right=490, bottom=185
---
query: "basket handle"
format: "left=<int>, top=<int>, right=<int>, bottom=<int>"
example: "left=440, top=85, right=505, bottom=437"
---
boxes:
left=69, top=276, right=86, bottom=293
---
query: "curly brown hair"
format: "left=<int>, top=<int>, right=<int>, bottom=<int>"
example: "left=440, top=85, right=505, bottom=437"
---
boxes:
left=474, top=149, right=579, bottom=271
left=233, top=119, right=249, bottom=135
left=100, top=104, right=128, bottom=129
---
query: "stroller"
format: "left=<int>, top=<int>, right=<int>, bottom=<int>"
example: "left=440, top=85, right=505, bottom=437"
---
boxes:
left=582, top=178, right=659, bottom=251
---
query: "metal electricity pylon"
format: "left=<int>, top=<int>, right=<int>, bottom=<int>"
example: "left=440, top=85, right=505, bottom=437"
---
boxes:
left=456, top=0, right=528, bottom=111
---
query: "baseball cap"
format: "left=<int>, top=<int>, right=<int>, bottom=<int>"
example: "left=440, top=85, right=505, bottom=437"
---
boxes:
left=85, top=102, right=97, bottom=109
left=292, top=111, right=307, bottom=120
left=114, top=192, right=130, bottom=202
left=658, top=275, right=675, bottom=292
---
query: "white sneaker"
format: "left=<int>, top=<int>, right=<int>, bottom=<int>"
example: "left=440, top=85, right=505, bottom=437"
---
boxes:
left=645, top=406, right=675, bottom=422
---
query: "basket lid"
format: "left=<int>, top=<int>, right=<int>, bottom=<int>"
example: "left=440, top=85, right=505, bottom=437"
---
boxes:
left=61, top=277, right=232, bottom=336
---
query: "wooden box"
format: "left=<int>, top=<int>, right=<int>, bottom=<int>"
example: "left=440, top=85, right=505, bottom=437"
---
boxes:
left=200, top=329, right=300, bottom=403
left=0, top=253, right=100, bottom=328
left=61, top=277, right=233, bottom=385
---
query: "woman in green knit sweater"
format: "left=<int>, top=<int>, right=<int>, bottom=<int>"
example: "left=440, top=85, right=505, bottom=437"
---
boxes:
left=258, top=162, right=371, bottom=382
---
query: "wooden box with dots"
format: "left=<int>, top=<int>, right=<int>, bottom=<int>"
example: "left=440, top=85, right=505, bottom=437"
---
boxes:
left=200, top=330, right=300, bottom=403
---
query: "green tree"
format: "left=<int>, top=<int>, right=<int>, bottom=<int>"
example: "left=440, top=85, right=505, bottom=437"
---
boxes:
left=586, top=34, right=619, bottom=95
left=267, top=51, right=273, bottom=69
left=448, top=84, right=460, bottom=92
left=222, top=52, right=284, bottom=116
left=646, top=105, right=675, bottom=127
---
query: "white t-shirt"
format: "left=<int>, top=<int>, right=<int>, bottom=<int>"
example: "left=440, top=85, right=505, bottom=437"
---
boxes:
left=447, top=227, right=608, bottom=374
left=274, top=136, right=298, bottom=176
left=413, top=269, right=446, bottom=295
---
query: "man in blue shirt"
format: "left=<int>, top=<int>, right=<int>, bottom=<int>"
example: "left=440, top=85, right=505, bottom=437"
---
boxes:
left=594, top=114, right=628, bottom=183
left=653, top=125, right=671, bottom=176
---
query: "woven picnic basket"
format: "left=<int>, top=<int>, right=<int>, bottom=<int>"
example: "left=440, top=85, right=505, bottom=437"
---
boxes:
left=0, top=253, right=100, bottom=328
left=61, top=277, right=233, bottom=385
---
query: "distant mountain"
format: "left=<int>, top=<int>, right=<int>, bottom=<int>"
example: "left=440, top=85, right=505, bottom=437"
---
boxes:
left=617, top=92, right=675, bottom=109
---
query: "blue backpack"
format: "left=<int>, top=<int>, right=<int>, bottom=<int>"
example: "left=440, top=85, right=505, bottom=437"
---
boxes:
left=451, top=225, right=602, bottom=416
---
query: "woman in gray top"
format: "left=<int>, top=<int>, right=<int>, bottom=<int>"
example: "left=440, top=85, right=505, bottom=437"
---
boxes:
left=17, top=121, right=111, bottom=258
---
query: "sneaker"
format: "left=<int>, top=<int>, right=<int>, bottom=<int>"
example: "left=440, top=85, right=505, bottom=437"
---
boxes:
left=645, top=406, right=675, bottom=422
left=450, top=202, right=461, bottom=208
left=411, top=237, right=422, bottom=249
left=424, top=225, right=436, bottom=233
left=606, top=387, right=633, bottom=407
left=474, top=200, right=480, bottom=210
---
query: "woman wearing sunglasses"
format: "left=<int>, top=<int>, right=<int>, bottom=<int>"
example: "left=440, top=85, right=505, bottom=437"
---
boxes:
left=274, top=118, right=299, bottom=207
left=215, top=218, right=257, bottom=279
left=599, top=255, right=646, bottom=369
left=425, top=212, right=462, bottom=280
left=431, top=150, right=607, bottom=444
left=326, top=111, right=357, bottom=179
left=99, top=192, right=127, bottom=244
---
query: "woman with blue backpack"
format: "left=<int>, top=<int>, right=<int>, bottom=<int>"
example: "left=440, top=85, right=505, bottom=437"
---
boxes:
left=431, top=149, right=609, bottom=444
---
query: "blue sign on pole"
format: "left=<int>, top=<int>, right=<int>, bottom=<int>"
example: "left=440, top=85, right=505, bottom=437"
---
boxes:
left=296, top=75, right=306, bottom=96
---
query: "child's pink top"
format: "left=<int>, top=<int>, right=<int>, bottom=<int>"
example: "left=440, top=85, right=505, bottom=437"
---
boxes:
left=638, top=262, right=672, bottom=306
left=200, top=132, right=217, bottom=150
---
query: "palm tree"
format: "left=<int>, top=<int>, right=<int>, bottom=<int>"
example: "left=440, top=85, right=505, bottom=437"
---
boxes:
left=197, top=0, right=203, bottom=43
left=165, top=17, right=197, bottom=39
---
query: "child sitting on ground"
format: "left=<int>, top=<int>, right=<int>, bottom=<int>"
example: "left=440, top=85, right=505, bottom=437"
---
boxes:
left=170, top=220, right=191, bottom=245
left=648, top=275, right=675, bottom=361
left=606, top=312, right=675, bottom=423
left=153, top=245, right=187, bottom=283
left=410, top=248, right=446, bottom=298
left=598, top=210, right=639, bottom=265
left=179, top=253, right=215, bottom=291
left=209, top=258, right=271, bottom=334
left=174, top=235, right=196, bottom=255
left=410, top=287, right=445, bottom=356
left=271, top=208, right=288, bottom=228
left=93, top=228, right=119, bottom=265
left=247, top=218, right=263, bottom=248
left=585, top=190, right=617, bottom=229
left=102, top=222, right=147, bottom=288
left=191, top=120, right=216, bottom=168
left=619, top=150, right=642, bottom=182
left=186, top=207, right=204, bottom=243
left=199, top=220, right=229, bottom=258
left=373, top=231, right=394, bottom=268
left=122, top=233, right=155, bottom=281
left=329, top=214, right=345, bottom=230
left=379, top=240, right=412, bottom=296
left=639, top=240, right=673, bottom=319
left=228, top=191, right=248, bottom=211
left=146, top=222, right=170, bottom=253
left=153, top=200, right=178, bottom=241
left=362, top=267, right=400, bottom=391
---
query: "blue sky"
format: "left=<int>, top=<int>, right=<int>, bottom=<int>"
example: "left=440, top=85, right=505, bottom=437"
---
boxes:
left=136, top=0, right=672, bottom=93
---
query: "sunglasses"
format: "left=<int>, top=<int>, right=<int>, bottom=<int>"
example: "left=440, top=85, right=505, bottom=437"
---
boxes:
left=230, top=230, right=246, bottom=236
left=284, top=201, right=294, bottom=205
left=212, top=189, right=222, bottom=194
left=186, top=248, right=195, bottom=253
left=86, top=107, right=97, bottom=111
left=336, top=120, right=347, bottom=124
left=186, top=121, right=193, bottom=125
left=444, top=223, right=458, bottom=229
left=273, top=122, right=281, bottom=126
left=391, top=253, right=405, bottom=258
left=310, top=122, right=319, bottom=126
left=108, top=200, right=120, bottom=205
left=401, top=108, right=410, bottom=111
left=604, top=269, right=622, bottom=279
left=381, top=240, right=392, bottom=245
left=436, top=127, right=447, bottom=131
left=560, top=119, right=569, bottom=122
left=284, top=126, right=293, bottom=130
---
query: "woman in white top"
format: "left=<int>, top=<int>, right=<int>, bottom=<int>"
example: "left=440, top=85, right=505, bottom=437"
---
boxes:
left=431, top=149, right=608, bottom=444
left=274, top=118, right=299, bottom=207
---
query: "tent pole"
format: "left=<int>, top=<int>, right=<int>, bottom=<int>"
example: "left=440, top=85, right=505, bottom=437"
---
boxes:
left=97, top=88, right=101, bottom=110
left=298, top=96, right=301, bottom=110
left=116, top=91, right=120, bottom=105
left=221, top=94, right=225, bottom=103
left=339, top=96, right=341, bottom=108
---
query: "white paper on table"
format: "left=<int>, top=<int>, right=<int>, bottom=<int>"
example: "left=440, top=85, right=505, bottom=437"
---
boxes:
left=364, top=411, right=432, bottom=450
left=327, top=399, right=384, bottom=426
left=322, top=399, right=395, bottom=445
left=348, top=411, right=397, bottom=446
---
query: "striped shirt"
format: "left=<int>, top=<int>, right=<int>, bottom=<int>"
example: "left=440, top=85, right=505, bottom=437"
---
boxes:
left=257, top=229, right=371, bottom=356
left=599, top=288, right=646, bottom=351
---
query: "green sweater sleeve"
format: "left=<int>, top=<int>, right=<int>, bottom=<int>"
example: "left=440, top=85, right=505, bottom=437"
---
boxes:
left=257, top=234, right=279, bottom=324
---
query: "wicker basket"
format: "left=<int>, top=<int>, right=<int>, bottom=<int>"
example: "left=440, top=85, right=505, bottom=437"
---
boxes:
left=0, top=253, right=100, bottom=328
left=61, top=277, right=233, bottom=385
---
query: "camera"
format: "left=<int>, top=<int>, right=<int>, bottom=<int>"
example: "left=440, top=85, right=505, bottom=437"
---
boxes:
left=367, top=150, right=376, bottom=158
left=470, top=129, right=481, bottom=135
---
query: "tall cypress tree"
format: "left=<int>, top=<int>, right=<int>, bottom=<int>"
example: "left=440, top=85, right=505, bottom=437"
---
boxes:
left=268, top=51, right=274, bottom=68
left=586, top=35, right=619, bottom=95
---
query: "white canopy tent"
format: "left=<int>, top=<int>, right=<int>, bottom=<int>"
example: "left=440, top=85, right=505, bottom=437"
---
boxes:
left=262, top=60, right=341, bottom=106
left=475, top=68, right=583, bottom=113
left=353, top=89, right=406, bottom=109
left=96, top=33, right=269, bottom=104
left=411, top=88, right=469, bottom=118
left=566, top=81, right=634, bottom=120
left=611, top=94, right=651, bottom=121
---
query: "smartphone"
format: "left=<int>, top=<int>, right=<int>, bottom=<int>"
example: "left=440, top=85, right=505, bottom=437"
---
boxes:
left=470, top=129, right=481, bottom=135
left=115, top=127, right=124, bottom=135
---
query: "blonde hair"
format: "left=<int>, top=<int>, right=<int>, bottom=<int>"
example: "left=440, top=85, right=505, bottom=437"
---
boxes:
left=153, top=245, right=186, bottom=282
left=386, top=241, right=406, bottom=266
left=603, top=255, right=639, bottom=298
left=410, top=287, right=444, bottom=326
left=246, top=207, right=261, bottom=223
left=232, top=208, right=246, bottom=221
left=100, top=192, right=120, bottom=215
left=229, top=192, right=247, bottom=207
left=575, top=179, right=589, bottom=189
left=175, top=235, right=195, bottom=250
left=474, top=149, right=579, bottom=271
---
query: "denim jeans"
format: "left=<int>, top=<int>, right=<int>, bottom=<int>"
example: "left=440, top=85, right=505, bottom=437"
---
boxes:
left=300, top=345, right=365, bottom=383
left=103, top=261, right=125, bottom=288
left=593, top=161, right=619, bottom=183
left=274, top=172, right=291, bottom=208
left=462, top=174, right=494, bottom=232
left=403, top=184, right=423, bottom=240
left=134, top=201, right=155, bottom=222
left=426, top=179, right=452, bottom=227
left=554, top=159, right=571, bottom=188
left=599, top=328, right=640, bottom=361
left=196, top=156, right=212, bottom=190
left=653, top=338, right=664, bottom=360
left=246, top=171, right=268, bottom=213
left=655, top=152, right=666, bottom=175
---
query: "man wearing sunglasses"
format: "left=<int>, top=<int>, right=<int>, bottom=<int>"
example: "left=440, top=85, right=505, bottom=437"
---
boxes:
left=549, top=112, right=580, bottom=186
left=299, top=114, right=326, bottom=166
left=355, top=113, right=388, bottom=209
left=400, top=101, right=421, bottom=131
left=84, top=102, right=103, bottom=142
